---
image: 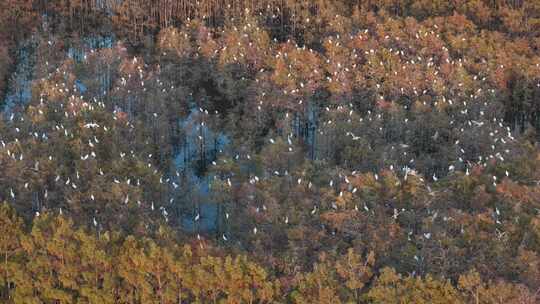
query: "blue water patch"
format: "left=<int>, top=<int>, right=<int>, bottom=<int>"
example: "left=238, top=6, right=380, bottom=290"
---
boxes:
left=3, top=39, right=36, bottom=117
left=174, top=107, right=230, bottom=171
left=173, top=106, right=230, bottom=232
left=74, top=79, right=87, bottom=93
left=68, top=35, right=115, bottom=62
left=181, top=203, right=218, bottom=232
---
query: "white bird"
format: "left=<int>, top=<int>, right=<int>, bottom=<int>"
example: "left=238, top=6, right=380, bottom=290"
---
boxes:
left=194, top=213, right=200, bottom=221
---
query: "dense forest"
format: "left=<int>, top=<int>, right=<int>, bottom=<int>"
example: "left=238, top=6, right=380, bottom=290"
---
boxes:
left=0, top=0, right=540, bottom=303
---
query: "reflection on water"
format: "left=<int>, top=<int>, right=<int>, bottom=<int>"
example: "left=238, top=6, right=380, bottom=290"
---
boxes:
left=173, top=106, right=230, bottom=232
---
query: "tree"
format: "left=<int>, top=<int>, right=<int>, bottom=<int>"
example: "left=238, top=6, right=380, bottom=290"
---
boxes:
left=0, top=203, right=23, bottom=301
left=367, top=267, right=463, bottom=304
left=335, top=249, right=375, bottom=302
left=292, top=259, right=341, bottom=304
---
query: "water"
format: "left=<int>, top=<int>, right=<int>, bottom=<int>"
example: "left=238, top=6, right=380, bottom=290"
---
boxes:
left=67, top=35, right=115, bottom=62
left=2, top=37, right=37, bottom=117
left=173, top=106, right=230, bottom=232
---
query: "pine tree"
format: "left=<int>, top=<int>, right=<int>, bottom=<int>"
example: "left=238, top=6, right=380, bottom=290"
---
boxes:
left=0, top=203, right=24, bottom=301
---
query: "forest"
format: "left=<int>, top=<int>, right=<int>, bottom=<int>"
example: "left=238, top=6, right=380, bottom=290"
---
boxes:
left=0, top=0, right=540, bottom=303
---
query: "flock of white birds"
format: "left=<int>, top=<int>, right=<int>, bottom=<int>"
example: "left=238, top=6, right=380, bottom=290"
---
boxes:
left=0, top=22, right=536, bottom=254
